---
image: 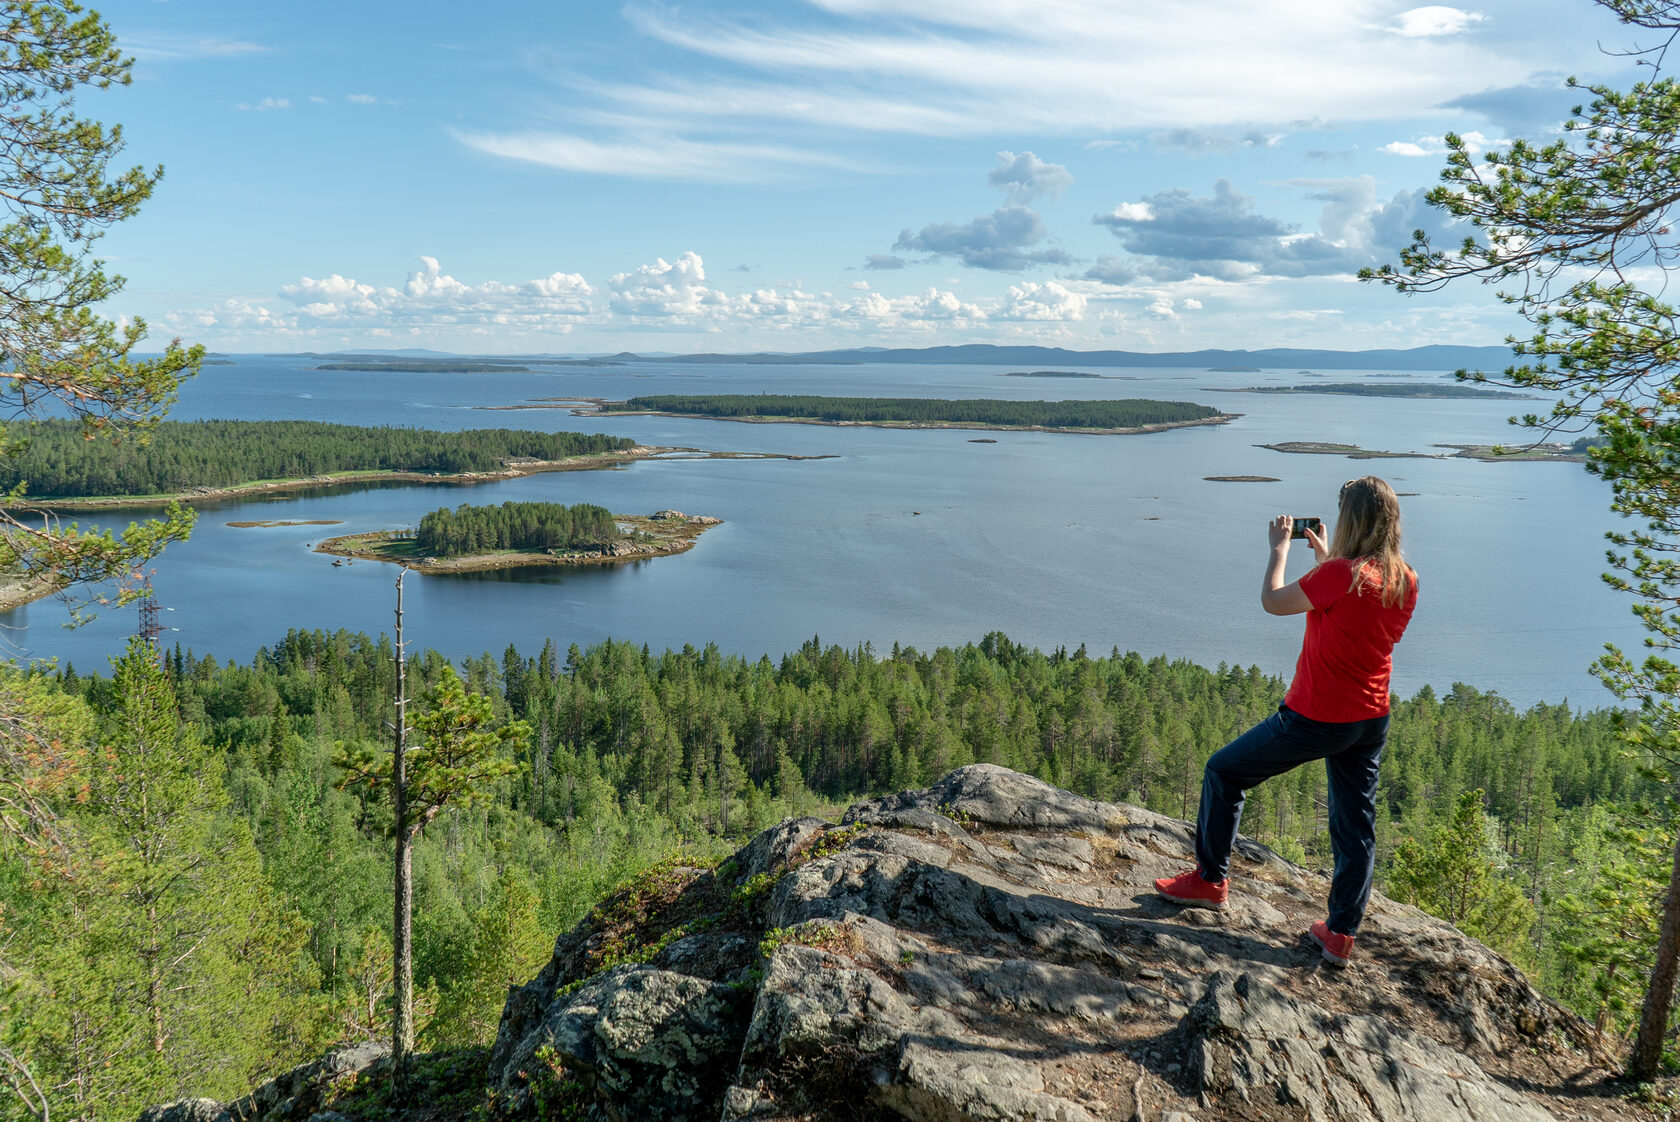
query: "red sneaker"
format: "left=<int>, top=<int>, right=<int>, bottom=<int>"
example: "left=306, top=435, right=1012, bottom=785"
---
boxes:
left=1310, top=921, right=1354, bottom=967
left=1154, top=868, right=1228, bottom=908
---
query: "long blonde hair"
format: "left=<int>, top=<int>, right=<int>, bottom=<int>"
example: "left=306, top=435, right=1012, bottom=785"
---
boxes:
left=1328, top=476, right=1410, bottom=607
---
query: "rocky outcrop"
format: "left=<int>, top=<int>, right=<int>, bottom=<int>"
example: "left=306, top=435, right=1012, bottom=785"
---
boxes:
left=143, top=765, right=1639, bottom=1122
left=137, top=1042, right=388, bottom=1122
left=493, top=965, right=749, bottom=1121
left=651, top=510, right=723, bottom=524
left=488, top=765, right=1637, bottom=1122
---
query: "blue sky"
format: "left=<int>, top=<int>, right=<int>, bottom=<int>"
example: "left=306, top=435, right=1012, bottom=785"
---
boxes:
left=89, top=0, right=1645, bottom=354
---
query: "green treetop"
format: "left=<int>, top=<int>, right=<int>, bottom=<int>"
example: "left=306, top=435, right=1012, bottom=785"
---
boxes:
left=0, top=1, right=201, bottom=609
left=1365, top=0, right=1680, bottom=1079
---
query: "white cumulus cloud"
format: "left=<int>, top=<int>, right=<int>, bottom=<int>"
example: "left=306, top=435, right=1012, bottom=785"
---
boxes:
left=1000, top=281, right=1086, bottom=321
left=608, top=252, right=719, bottom=317
left=1393, top=6, right=1486, bottom=37
left=988, top=151, right=1073, bottom=205
left=1380, top=130, right=1504, bottom=157
left=265, top=257, right=596, bottom=332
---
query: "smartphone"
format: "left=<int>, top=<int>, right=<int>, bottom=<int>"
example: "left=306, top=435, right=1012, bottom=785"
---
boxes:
left=1290, top=517, right=1322, bottom=540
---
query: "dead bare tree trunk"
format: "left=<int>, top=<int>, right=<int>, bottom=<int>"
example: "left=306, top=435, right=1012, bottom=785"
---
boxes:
left=390, top=574, right=413, bottom=1093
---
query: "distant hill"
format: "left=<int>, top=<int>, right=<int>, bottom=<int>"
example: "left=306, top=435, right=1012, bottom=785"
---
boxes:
left=241, top=344, right=1520, bottom=371
left=603, top=343, right=1516, bottom=370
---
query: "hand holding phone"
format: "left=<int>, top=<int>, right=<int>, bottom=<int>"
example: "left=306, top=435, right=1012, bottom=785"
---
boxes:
left=1290, top=517, right=1322, bottom=540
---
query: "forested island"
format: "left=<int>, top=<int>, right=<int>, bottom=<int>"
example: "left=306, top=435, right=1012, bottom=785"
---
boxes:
left=315, top=501, right=721, bottom=572
left=0, top=419, right=650, bottom=506
left=5, top=630, right=1659, bottom=1120
left=1225, top=382, right=1533, bottom=399
left=594, top=394, right=1231, bottom=433
left=1002, top=370, right=1106, bottom=379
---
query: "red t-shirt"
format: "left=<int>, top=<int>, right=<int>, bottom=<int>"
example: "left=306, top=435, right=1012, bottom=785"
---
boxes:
left=1282, top=557, right=1418, bottom=723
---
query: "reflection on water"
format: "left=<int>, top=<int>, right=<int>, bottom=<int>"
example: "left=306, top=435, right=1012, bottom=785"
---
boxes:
left=439, top=558, right=656, bottom=585
left=0, top=356, right=1638, bottom=709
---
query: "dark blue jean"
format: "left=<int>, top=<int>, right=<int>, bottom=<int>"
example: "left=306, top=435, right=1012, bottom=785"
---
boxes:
left=1195, top=704, right=1389, bottom=936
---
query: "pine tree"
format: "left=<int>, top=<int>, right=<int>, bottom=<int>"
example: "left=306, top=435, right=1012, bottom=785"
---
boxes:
left=335, top=641, right=529, bottom=1089
left=0, top=1, right=202, bottom=612
left=15, top=642, right=318, bottom=1120
left=1388, top=789, right=1536, bottom=962
left=426, top=866, right=546, bottom=1046
left=1364, top=1, right=1680, bottom=1076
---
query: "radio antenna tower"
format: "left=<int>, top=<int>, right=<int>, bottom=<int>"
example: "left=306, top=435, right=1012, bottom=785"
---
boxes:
left=136, top=579, right=165, bottom=656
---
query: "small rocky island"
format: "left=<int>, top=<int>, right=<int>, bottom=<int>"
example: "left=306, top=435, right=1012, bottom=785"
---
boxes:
left=1001, top=370, right=1108, bottom=379
left=1260, top=440, right=1589, bottom=463
left=1224, top=382, right=1533, bottom=399
left=315, top=505, right=721, bottom=574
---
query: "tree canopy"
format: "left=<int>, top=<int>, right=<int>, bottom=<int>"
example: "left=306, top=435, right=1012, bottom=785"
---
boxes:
left=0, top=1, right=201, bottom=607
left=1365, top=0, right=1680, bottom=1079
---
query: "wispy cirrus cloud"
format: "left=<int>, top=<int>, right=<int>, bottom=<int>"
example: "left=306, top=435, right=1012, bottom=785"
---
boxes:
left=614, top=1, right=1513, bottom=129
left=124, top=34, right=269, bottom=62
left=463, top=1, right=1542, bottom=182
left=455, top=129, right=863, bottom=181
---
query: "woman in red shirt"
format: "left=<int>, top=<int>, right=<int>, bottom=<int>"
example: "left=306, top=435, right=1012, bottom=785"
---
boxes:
left=1154, top=476, right=1418, bottom=967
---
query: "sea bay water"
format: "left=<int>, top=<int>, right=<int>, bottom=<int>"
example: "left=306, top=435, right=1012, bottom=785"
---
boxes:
left=0, top=356, right=1637, bottom=709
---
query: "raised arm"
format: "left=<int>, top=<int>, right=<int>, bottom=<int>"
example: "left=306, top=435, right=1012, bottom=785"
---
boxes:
left=1260, top=515, right=1317, bottom=616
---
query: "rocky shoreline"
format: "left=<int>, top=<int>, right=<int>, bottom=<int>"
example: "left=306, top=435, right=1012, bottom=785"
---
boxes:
left=0, top=572, right=62, bottom=613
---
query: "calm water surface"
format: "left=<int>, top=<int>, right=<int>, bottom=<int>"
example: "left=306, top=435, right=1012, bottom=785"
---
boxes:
left=0, top=357, right=1635, bottom=709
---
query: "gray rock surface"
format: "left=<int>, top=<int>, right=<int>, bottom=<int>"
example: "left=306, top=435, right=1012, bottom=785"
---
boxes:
left=149, top=765, right=1638, bottom=1122
left=225, top=1041, right=390, bottom=1122
left=485, top=765, right=1631, bottom=1121
left=1190, top=970, right=1558, bottom=1122
left=138, top=1101, right=230, bottom=1122
left=493, top=964, right=749, bottom=1121
left=135, top=1042, right=388, bottom=1122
